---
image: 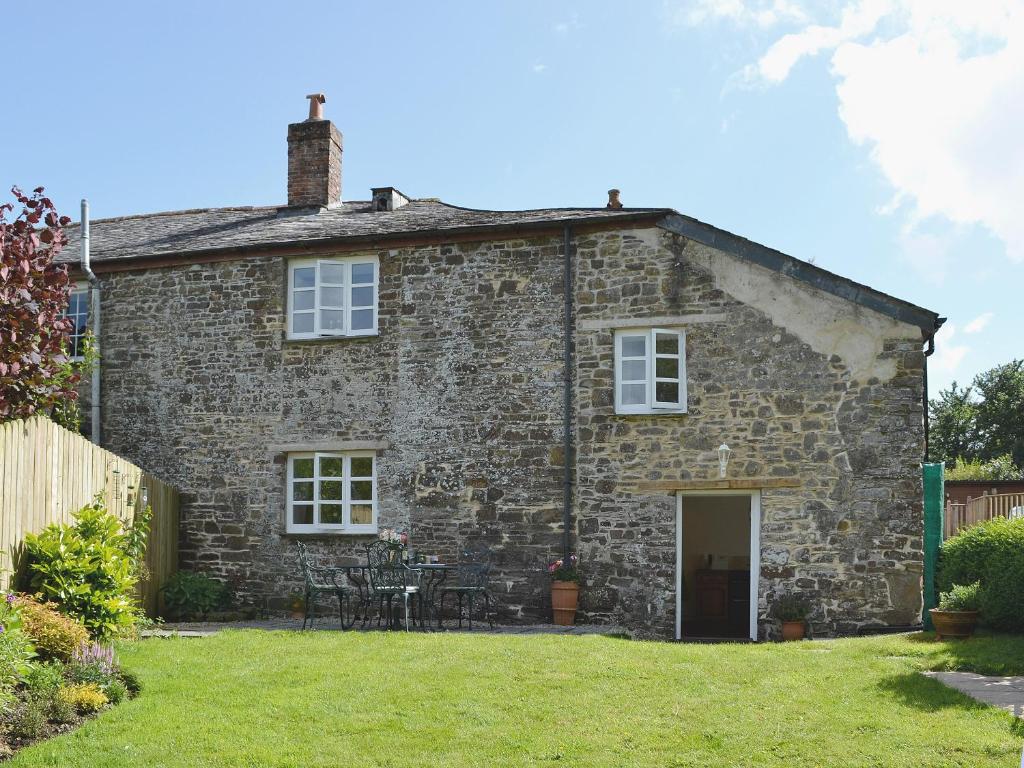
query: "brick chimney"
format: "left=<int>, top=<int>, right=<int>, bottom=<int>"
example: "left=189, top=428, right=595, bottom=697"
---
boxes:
left=287, top=93, right=342, bottom=208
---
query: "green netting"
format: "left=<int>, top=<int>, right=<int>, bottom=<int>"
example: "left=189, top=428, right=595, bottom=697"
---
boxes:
left=922, top=463, right=945, bottom=630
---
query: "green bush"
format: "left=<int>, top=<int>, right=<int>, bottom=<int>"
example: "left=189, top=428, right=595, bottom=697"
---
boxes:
left=10, top=693, right=49, bottom=740
left=13, top=596, right=89, bottom=662
left=161, top=571, right=232, bottom=618
left=48, top=689, right=76, bottom=724
left=103, top=678, right=128, bottom=705
left=119, top=669, right=142, bottom=696
left=938, top=582, right=981, bottom=612
left=939, top=517, right=1024, bottom=632
left=23, top=498, right=151, bottom=640
left=0, top=600, right=37, bottom=697
left=23, top=661, right=65, bottom=696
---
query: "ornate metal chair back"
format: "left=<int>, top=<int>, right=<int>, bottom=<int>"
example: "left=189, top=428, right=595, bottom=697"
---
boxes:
left=456, top=542, right=492, bottom=590
left=296, top=541, right=337, bottom=591
left=366, top=540, right=408, bottom=593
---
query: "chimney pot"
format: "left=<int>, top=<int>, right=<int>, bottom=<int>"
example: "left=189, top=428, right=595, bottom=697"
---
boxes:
left=306, top=93, right=326, bottom=121
left=607, top=189, right=623, bottom=209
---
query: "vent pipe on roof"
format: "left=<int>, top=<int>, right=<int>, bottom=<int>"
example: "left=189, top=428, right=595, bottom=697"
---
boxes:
left=81, top=199, right=101, bottom=445
left=606, top=189, right=623, bottom=209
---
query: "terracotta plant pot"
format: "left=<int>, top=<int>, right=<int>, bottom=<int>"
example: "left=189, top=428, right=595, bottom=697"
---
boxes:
left=551, top=580, right=579, bottom=626
left=781, top=620, right=805, bottom=641
left=929, top=609, right=979, bottom=640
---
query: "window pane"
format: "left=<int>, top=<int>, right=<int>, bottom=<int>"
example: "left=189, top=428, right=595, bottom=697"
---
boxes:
left=293, top=290, right=314, bottom=311
left=656, top=381, right=680, bottom=404
left=293, top=458, right=314, bottom=478
left=351, top=457, right=373, bottom=477
left=351, top=480, right=373, bottom=501
left=656, top=332, right=680, bottom=355
left=351, top=504, right=373, bottom=525
left=319, top=456, right=343, bottom=477
left=622, top=383, right=646, bottom=405
left=351, top=286, right=373, bottom=307
left=320, top=480, right=343, bottom=501
left=293, top=267, right=315, bottom=288
left=621, top=336, right=646, bottom=357
left=656, top=357, right=679, bottom=379
left=292, top=481, right=314, bottom=502
left=292, top=312, right=314, bottom=334
left=320, top=263, right=345, bottom=284
left=351, top=309, right=373, bottom=331
left=321, top=309, right=345, bottom=331
left=351, top=263, right=375, bottom=284
left=320, top=504, right=344, bottom=524
left=292, top=504, right=314, bottom=525
left=320, top=286, right=344, bottom=307
left=622, top=359, right=646, bottom=381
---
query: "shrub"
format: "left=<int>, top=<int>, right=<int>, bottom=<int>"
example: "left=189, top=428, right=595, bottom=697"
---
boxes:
left=9, top=694, right=49, bottom=740
left=161, top=571, right=232, bottom=618
left=48, top=690, right=76, bottom=724
left=68, top=642, right=117, bottom=687
left=938, top=582, right=981, bottom=612
left=939, top=517, right=1024, bottom=632
left=22, top=498, right=151, bottom=640
left=13, top=596, right=89, bottom=662
left=58, top=683, right=107, bottom=715
left=23, top=661, right=65, bottom=696
left=0, top=599, right=36, bottom=696
left=774, top=594, right=809, bottom=622
left=119, top=669, right=142, bottom=696
left=103, top=678, right=128, bottom=705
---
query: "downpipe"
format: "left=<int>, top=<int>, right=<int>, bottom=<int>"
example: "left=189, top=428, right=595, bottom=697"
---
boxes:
left=81, top=199, right=101, bottom=445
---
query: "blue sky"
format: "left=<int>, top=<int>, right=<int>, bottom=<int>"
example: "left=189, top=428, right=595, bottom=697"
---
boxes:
left=3, top=1, right=1021, bottom=397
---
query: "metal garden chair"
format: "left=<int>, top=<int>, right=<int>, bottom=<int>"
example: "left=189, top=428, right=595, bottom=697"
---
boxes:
left=295, top=541, right=351, bottom=630
left=438, top=542, right=494, bottom=630
left=366, top=540, right=421, bottom=631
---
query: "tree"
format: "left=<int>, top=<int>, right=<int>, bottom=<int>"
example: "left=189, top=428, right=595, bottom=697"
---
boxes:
left=929, top=382, right=979, bottom=464
left=930, top=360, right=1024, bottom=470
left=0, top=186, right=76, bottom=422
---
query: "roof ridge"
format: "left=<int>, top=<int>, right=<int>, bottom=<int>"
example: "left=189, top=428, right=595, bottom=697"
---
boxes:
left=63, top=205, right=281, bottom=229
left=431, top=200, right=671, bottom=215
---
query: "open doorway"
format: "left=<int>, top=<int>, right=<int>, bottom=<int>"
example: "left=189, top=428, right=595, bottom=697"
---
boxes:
left=675, top=492, right=760, bottom=641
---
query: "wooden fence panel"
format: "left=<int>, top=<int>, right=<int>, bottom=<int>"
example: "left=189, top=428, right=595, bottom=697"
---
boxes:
left=945, top=493, right=1024, bottom=538
left=0, top=416, right=178, bottom=618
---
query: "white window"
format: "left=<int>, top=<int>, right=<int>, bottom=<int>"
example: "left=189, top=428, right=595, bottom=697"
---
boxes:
left=286, top=452, right=377, bottom=534
left=614, top=328, right=687, bottom=414
left=287, top=256, right=378, bottom=339
left=64, top=286, right=89, bottom=360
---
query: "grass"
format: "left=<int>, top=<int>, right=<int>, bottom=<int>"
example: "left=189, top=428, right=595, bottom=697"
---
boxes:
left=10, top=631, right=1024, bottom=767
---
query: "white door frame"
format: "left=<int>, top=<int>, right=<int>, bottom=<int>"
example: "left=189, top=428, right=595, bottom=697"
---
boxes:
left=675, top=490, right=761, bottom=641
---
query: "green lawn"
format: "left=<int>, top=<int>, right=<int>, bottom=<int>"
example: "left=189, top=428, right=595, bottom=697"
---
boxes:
left=10, top=631, right=1024, bottom=767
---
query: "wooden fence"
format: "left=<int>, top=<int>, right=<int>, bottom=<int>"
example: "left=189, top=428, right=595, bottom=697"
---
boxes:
left=944, top=492, right=1024, bottom=539
left=0, top=416, right=179, bottom=617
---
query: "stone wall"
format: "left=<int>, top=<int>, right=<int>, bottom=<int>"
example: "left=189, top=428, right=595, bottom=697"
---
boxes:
left=96, top=224, right=926, bottom=637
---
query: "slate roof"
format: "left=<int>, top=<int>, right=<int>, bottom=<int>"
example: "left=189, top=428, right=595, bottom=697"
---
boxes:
left=56, top=197, right=941, bottom=333
left=56, top=200, right=668, bottom=265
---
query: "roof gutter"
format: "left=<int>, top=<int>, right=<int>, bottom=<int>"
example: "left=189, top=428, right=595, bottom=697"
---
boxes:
left=81, top=199, right=101, bottom=445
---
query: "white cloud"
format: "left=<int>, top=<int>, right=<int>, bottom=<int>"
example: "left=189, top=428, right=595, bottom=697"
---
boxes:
left=532, top=63, right=548, bottom=74
left=667, top=0, right=807, bottom=28
left=721, top=1, right=1024, bottom=262
left=931, top=322, right=969, bottom=375
left=963, top=311, right=994, bottom=334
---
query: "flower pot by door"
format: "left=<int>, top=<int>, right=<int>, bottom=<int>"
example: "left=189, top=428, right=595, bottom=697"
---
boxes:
left=551, top=581, right=579, bottom=626
left=781, top=620, right=805, bottom=641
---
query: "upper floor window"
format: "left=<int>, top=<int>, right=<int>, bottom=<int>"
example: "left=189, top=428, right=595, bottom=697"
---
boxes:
left=64, top=286, right=89, bottom=360
left=614, top=328, right=687, bottom=414
left=287, top=256, right=378, bottom=339
left=286, top=452, right=377, bottom=534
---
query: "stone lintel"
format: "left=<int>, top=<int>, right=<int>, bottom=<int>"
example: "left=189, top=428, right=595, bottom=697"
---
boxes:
left=268, top=440, right=389, bottom=454
left=634, top=478, right=801, bottom=492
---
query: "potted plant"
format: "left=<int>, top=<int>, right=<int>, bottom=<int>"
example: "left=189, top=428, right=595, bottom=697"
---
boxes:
left=548, top=553, right=580, bottom=626
left=775, top=594, right=809, bottom=641
left=930, top=582, right=981, bottom=640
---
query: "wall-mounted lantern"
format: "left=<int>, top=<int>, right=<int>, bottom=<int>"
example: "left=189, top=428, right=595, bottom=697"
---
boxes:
left=718, top=444, right=732, bottom=479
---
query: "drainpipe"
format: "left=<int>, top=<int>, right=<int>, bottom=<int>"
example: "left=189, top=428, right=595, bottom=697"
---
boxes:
left=562, top=225, right=574, bottom=563
left=923, top=333, right=935, bottom=463
left=80, top=199, right=101, bottom=445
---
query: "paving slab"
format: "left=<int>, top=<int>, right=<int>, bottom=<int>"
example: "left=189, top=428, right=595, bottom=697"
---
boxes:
left=922, top=671, right=1024, bottom=718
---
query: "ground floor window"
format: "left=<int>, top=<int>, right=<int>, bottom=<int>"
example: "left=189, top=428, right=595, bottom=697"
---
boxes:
left=286, top=452, right=376, bottom=534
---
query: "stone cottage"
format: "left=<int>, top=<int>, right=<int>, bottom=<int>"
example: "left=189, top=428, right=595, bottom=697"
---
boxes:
left=59, top=98, right=943, bottom=639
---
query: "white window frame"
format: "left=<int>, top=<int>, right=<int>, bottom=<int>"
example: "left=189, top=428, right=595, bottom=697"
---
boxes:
left=285, top=451, right=378, bottom=534
left=287, top=256, right=379, bottom=340
left=614, top=327, right=687, bottom=415
left=64, top=282, right=89, bottom=361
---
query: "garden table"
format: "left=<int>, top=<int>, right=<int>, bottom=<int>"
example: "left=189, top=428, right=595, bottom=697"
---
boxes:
left=412, top=563, right=457, bottom=628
